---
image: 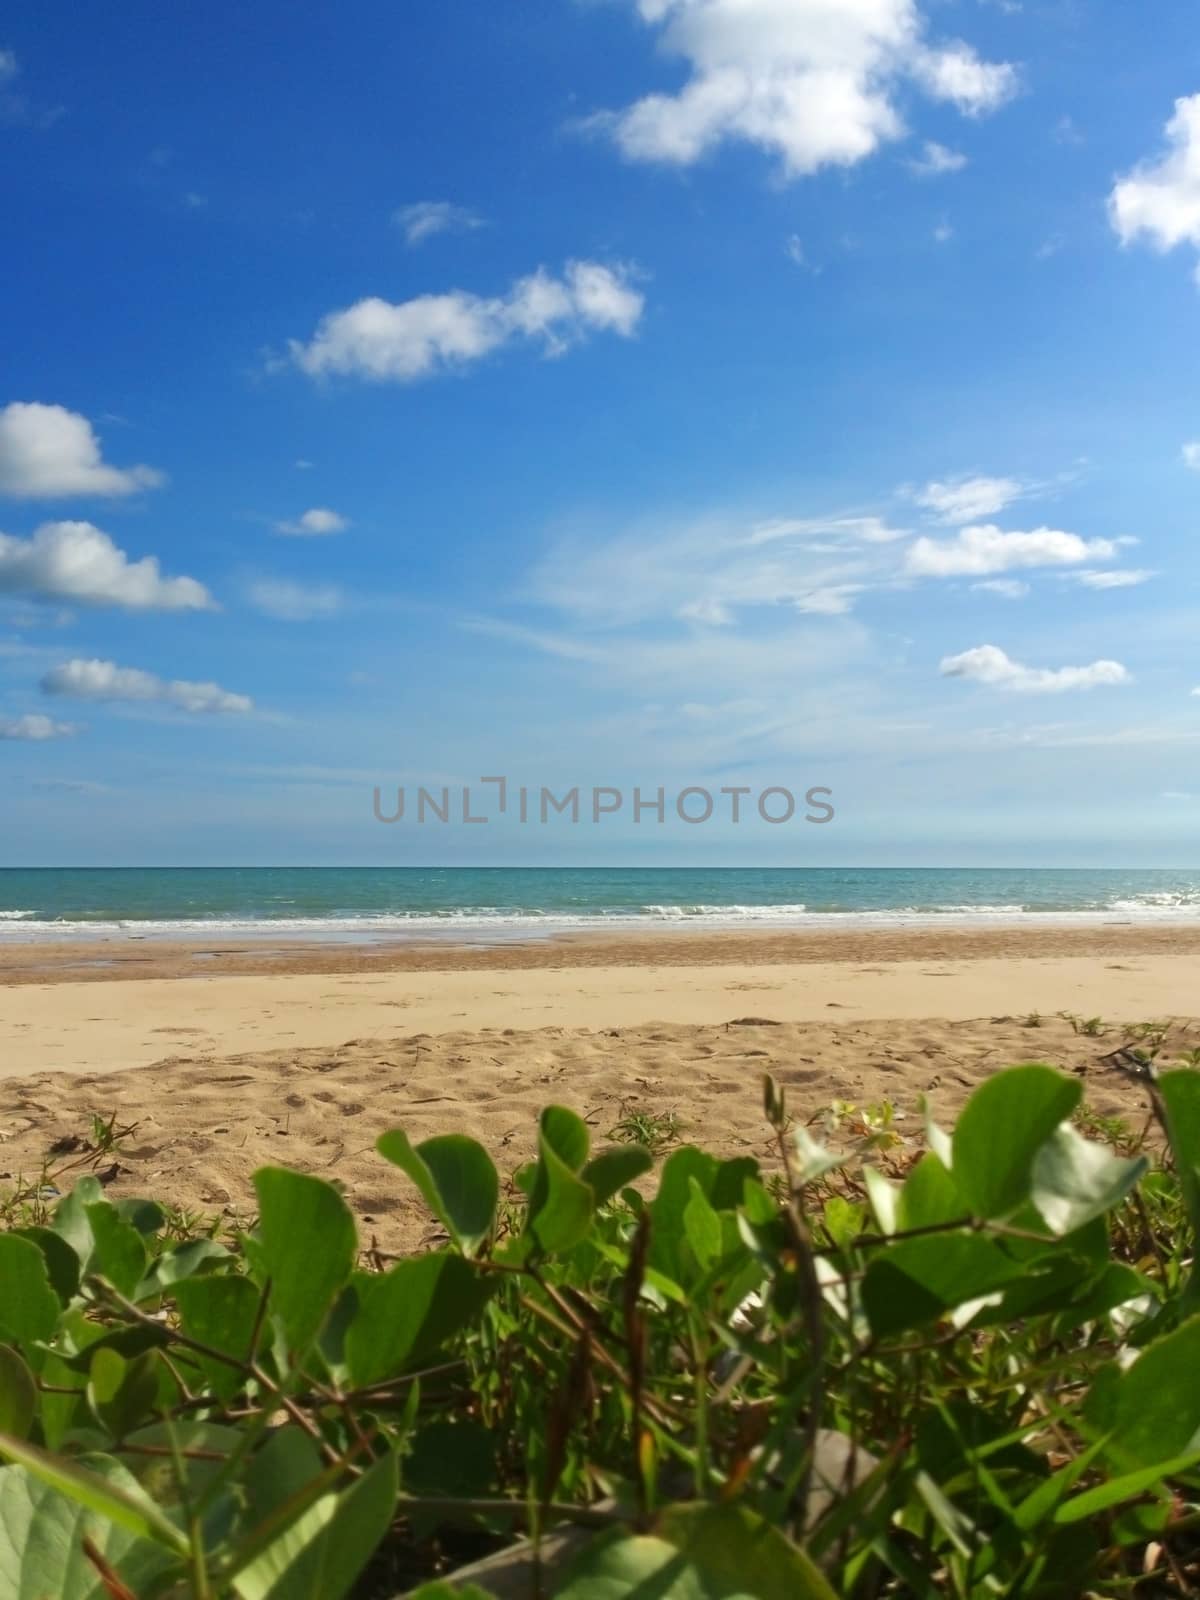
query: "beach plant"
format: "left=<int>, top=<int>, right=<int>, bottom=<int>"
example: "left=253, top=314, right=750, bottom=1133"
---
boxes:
left=607, top=1105, right=683, bottom=1155
left=0, top=1067, right=1198, bottom=1596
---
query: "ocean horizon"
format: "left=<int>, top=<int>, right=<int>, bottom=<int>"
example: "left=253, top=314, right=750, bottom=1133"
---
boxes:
left=1, top=865, right=1198, bottom=942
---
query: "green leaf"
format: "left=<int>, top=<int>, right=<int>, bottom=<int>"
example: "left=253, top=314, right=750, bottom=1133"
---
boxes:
left=1030, top=1125, right=1148, bottom=1235
left=376, top=1130, right=498, bottom=1256
left=12, top=1227, right=81, bottom=1304
left=174, top=1273, right=263, bottom=1401
left=407, top=1586, right=495, bottom=1599
left=529, top=1130, right=594, bottom=1253
left=0, top=1431, right=188, bottom=1553
left=557, top=1501, right=839, bottom=1599
left=114, top=1197, right=167, bottom=1236
left=0, top=1453, right=177, bottom=1599
left=231, top=1447, right=398, bottom=1600
left=1055, top=1450, right=1200, bottom=1522
left=1107, top=1313, right=1200, bottom=1468
left=897, top=1154, right=963, bottom=1233
left=582, top=1145, right=653, bottom=1207
left=136, top=1237, right=230, bottom=1299
left=683, top=1178, right=723, bottom=1274
left=0, top=1235, right=60, bottom=1347
left=86, top=1203, right=148, bottom=1298
left=345, top=1253, right=492, bottom=1388
left=51, top=1177, right=104, bottom=1270
left=648, top=1149, right=719, bottom=1280
left=0, top=1347, right=36, bottom=1440
left=88, top=1348, right=159, bottom=1440
left=952, top=1065, right=1080, bottom=1219
left=1159, top=1070, right=1200, bottom=1300
left=862, top=1234, right=1027, bottom=1337
left=253, top=1167, right=358, bottom=1350
left=538, top=1105, right=591, bottom=1171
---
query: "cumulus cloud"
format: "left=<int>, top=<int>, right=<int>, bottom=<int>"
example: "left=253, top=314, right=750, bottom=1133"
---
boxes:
left=911, top=42, right=1017, bottom=116
left=1110, top=95, right=1200, bottom=277
left=0, top=403, right=164, bottom=499
left=274, top=507, right=349, bottom=537
left=592, top=0, right=1016, bottom=179
left=1183, top=441, right=1200, bottom=470
left=0, top=712, right=78, bottom=740
left=288, top=261, right=644, bottom=383
left=940, top=644, right=1129, bottom=694
left=394, top=201, right=484, bottom=246
left=0, top=522, right=212, bottom=611
left=914, top=474, right=1024, bottom=522
left=41, top=658, right=252, bottom=714
left=1073, top=568, right=1154, bottom=590
left=907, top=139, right=968, bottom=176
left=245, top=578, right=344, bottom=621
left=906, top=524, right=1117, bottom=577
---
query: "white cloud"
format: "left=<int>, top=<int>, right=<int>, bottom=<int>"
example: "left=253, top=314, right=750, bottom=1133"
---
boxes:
left=0, top=521, right=212, bottom=611
left=530, top=511, right=905, bottom=626
left=907, top=139, right=967, bottom=176
left=912, top=42, right=1017, bottom=116
left=0, top=712, right=78, bottom=741
left=1073, top=568, right=1154, bottom=590
left=932, top=220, right=953, bottom=243
left=41, top=658, right=252, bottom=714
left=289, top=261, right=644, bottom=383
left=0, top=49, right=16, bottom=84
left=1183, top=440, right=1200, bottom=470
left=394, top=201, right=484, bottom=246
left=274, top=507, right=349, bottom=537
left=245, top=578, right=343, bottom=621
left=915, top=474, right=1024, bottom=522
left=940, top=644, right=1130, bottom=694
left=971, top=578, right=1028, bottom=598
left=593, top=0, right=1016, bottom=179
left=1110, top=96, right=1200, bottom=276
left=784, top=234, right=808, bottom=266
left=906, top=523, right=1116, bottom=577
left=0, top=403, right=164, bottom=499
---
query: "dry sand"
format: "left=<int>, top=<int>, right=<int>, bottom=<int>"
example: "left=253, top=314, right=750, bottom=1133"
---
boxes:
left=0, top=926, right=1196, bottom=1250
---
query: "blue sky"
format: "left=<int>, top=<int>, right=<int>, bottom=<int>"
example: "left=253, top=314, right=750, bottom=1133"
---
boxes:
left=2, top=0, right=1199, bottom=866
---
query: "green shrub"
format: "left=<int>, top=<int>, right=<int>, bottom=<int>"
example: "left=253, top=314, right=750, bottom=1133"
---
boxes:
left=0, top=1063, right=1199, bottom=1597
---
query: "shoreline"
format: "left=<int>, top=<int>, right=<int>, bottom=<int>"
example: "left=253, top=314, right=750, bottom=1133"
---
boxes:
left=2, top=920, right=1200, bottom=986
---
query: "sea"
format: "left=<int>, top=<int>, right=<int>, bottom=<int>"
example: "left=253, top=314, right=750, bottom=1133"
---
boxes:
left=0, top=866, right=1198, bottom=943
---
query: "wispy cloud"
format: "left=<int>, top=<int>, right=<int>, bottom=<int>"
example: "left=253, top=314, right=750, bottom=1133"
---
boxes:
left=393, top=200, right=484, bottom=246
left=245, top=578, right=343, bottom=621
left=913, top=474, right=1025, bottom=523
left=907, top=140, right=968, bottom=176
left=0, top=712, right=78, bottom=740
left=41, top=658, right=252, bottom=714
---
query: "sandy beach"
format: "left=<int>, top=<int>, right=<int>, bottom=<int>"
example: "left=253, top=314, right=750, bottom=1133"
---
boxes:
left=1, top=925, right=1197, bottom=1249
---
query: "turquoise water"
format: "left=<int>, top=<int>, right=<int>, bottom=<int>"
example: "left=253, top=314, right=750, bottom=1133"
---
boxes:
left=0, top=867, right=1198, bottom=941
